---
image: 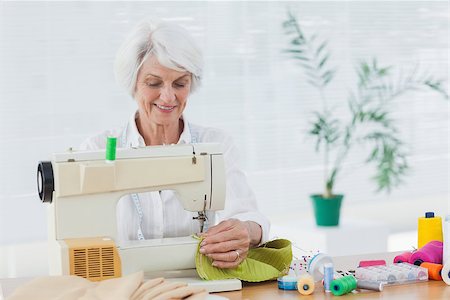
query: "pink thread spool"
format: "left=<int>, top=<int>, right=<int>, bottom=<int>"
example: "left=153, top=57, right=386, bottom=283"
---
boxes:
left=359, top=260, right=386, bottom=267
left=409, top=240, right=443, bottom=266
left=394, top=251, right=414, bottom=263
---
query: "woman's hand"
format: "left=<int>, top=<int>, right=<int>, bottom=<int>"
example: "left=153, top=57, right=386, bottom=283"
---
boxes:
left=199, top=219, right=262, bottom=269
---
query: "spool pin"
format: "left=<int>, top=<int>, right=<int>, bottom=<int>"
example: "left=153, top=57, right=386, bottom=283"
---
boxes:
left=106, top=136, right=117, bottom=162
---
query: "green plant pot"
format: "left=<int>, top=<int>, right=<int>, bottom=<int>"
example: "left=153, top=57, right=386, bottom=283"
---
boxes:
left=310, top=194, right=343, bottom=226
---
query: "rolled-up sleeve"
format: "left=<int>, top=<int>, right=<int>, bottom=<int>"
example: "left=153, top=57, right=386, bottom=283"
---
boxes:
left=214, top=134, right=271, bottom=244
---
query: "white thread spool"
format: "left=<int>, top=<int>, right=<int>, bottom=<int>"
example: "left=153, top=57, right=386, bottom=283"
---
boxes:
left=307, top=253, right=333, bottom=281
left=442, top=262, right=450, bottom=285
left=443, top=215, right=450, bottom=266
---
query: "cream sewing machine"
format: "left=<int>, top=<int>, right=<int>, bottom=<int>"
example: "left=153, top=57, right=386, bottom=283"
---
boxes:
left=37, top=143, right=241, bottom=291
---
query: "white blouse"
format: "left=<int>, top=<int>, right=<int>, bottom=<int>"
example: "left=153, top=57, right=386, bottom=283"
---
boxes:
left=80, top=112, right=270, bottom=244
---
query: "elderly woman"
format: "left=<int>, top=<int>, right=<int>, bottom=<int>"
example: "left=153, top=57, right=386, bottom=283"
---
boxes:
left=81, top=21, right=270, bottom=269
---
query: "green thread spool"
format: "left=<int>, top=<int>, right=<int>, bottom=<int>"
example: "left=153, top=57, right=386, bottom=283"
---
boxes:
left=106, top=136, right=117, bottom=162
left=331, top=275, right=357, bottom=296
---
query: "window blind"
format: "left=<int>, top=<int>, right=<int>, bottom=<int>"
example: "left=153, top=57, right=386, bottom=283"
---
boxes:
left=0, top=1, right=448, bottom=244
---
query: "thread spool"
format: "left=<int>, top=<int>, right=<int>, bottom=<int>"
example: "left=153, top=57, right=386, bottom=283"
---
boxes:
left=297, top=273, right=315, bottom=295
left=323, top=263, right=333, bottom=292
left=307, top=253, right=333, bottom=281
left=356, top=280, right=384, bottom=292
left=410, top=240, right=443, bottom=265
left=442, top=262, right=450, bottom=285
left=358, top=260, right=386, bottom=267
left=277, top=275, right=298, bottom=290
left=106, top=136, right=117, bottom=162
left=394, top=251, right=414, bottom=263
left=418, top=212, right=443, bottom=249
left=420, top=262, right=443, bottom=281
left=330, top=275, right=357, bottom=296
left=443, top=215, right=450, bottom=266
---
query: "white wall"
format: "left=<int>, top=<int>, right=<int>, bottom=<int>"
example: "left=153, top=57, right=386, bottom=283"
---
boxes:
left=0, top=1, right=448, bottom=247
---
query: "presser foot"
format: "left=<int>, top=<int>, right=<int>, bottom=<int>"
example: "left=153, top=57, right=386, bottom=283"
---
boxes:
left=194, top=210, right=207, bottom=233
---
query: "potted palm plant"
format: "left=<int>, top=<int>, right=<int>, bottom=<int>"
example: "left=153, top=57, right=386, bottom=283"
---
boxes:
left=282, top=11, right=448, bottom=226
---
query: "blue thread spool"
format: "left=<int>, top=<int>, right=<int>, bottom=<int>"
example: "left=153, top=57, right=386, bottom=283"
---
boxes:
left=323, top=263, right=334, bottom=292
left=277, top=276, right=297, bottom=290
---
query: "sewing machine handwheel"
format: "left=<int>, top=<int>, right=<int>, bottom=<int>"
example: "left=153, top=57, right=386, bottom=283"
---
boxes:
left=37, top=161, right=54, bottom=203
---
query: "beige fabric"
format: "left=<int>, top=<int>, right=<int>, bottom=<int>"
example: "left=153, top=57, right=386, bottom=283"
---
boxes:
left=131, top=278, right=165, bottom=300
left=139, top=282, right=187, bottom=300
left=7, top=272, right=207, bottom=300
left=178, top=292, right=209, bottom=300
left=152, top=286, right=207, bottom=300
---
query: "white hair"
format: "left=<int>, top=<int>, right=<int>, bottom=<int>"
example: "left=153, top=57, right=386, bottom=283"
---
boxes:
left=114, top=20, right=203, bottom=97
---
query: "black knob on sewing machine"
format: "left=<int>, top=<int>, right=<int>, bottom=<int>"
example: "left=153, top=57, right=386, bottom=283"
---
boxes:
left=37, top=161, right=54, bottom=203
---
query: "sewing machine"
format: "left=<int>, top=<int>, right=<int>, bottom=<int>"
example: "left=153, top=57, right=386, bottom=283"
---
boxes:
left=37, top=143, right=241, bottom=291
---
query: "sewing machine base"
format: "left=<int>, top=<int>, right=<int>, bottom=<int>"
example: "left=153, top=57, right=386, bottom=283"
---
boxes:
left=145, top=269, right=242, bottom=293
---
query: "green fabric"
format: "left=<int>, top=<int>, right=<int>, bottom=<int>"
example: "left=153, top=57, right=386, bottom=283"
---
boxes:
left=195, top=238, right=292, bottom=282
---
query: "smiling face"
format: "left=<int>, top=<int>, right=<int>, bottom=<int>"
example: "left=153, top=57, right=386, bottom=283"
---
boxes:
left=134, top=55, right=192, bottom=129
